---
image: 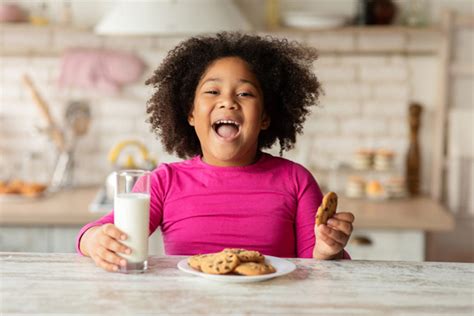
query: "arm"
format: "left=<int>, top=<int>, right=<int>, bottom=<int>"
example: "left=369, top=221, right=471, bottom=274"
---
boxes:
left=293, top=163, right=353, bottom=259
left=76, top=165, right=167, bottom=270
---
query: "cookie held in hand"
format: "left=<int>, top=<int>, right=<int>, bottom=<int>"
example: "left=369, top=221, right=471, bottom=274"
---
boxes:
left=316, top=191, right=338, bottom=226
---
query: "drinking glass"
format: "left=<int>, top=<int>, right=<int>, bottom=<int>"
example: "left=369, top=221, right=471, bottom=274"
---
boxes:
left=114, top=169, right=150, bottom=273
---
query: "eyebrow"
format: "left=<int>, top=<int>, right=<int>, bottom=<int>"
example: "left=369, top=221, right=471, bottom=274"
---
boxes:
left=200, top=78, right=259, bottom=89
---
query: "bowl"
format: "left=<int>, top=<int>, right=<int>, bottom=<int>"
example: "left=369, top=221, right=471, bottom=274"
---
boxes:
left=281, top=12, right=347, bottom=29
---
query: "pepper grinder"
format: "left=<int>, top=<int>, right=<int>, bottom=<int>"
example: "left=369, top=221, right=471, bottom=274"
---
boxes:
left=406, top=102, right=423, bottom=195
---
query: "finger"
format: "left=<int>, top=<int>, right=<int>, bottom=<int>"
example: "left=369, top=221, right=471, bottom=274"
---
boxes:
left=331, top=212, right=355, bottom=223
left=102, top=223, right=127, bottom=241
left=319, top=224, right=348, bottom=245
left=91, top=253, right=120, bottom=272
left=98, top=234, right=131, bottom=255
left=97, top=246, right=127, bottom=268
left=318, top=227, right=344, bottom=248
left=327, top=218, right=353, bottom=236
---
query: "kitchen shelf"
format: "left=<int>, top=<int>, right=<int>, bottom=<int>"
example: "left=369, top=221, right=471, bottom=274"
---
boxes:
left=0, top=22, right=443, bottom=57
left=266, top=25, right=442, bottom=35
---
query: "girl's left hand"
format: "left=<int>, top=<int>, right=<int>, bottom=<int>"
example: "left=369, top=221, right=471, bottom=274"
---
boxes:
left=313, top=212, right=355, bottom=260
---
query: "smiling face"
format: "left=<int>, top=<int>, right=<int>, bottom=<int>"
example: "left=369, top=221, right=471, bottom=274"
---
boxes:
left=188, top=57, right=270, bottom=167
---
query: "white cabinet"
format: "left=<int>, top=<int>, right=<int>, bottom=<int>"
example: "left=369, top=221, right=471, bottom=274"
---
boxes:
left=0, top=226, right=165, bottom=255
left=346, top=228, right=425, bottom=261
left=0, top=226, right=80, bottom=253
left=0, top=227, right=50, bottom=252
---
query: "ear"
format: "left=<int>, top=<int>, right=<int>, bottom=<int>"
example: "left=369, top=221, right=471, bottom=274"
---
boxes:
left=188, top=114, right=195, bottom=126
left=261, top=113, right=271, bottom=130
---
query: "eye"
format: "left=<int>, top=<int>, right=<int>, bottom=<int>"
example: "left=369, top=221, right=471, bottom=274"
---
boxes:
left=237, top=92, right=254, bottom=97
left=205, top=90, right=219, bottom=95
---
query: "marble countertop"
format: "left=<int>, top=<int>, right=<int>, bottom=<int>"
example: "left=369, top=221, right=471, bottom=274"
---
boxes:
left=1, top=252, right=472, bottom=315
left=0, top=186, right=454, bottom=231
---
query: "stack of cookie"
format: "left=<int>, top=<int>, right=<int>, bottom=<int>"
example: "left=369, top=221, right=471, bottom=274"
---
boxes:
left=352, top=149, right=374, bottom=170
left=188, top=248, right=276, bottom=276
left=374, top=149, right=395, bottom=171
left=385, top=177, right=407, bottom=198
left=345, top=176, right=366, bottom=198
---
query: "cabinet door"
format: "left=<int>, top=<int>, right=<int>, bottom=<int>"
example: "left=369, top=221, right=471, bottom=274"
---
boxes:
left=0, top=227, right=49, bottom=252
left=346, top=229, right=425, bottom=261
left=49, top=227, right=82, bottom=253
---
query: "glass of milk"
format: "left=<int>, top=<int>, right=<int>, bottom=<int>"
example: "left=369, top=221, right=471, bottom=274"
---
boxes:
left=114, top=170, right=151, bottom=273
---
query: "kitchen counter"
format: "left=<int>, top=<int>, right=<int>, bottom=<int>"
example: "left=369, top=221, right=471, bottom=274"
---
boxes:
left=339, top=196, right=455, bottom=231
left=1, top=252, right=472, bottom=315
left=0, top=186, right=99, bottom=226
left=0, top=186, right=454, bottom=231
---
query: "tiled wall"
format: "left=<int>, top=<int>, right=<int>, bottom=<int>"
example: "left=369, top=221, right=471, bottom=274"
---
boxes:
left=0, top=26, right=441, bottom=191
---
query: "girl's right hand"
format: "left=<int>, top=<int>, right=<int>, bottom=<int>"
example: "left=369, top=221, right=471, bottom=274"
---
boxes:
left=81, top=224, right=131, bottom=272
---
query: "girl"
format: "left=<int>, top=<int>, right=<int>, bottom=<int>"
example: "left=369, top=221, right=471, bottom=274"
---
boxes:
left=77, top=32, right=355, bottom=272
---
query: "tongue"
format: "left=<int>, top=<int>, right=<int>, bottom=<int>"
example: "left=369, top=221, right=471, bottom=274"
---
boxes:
left=216, top=124, right=238, bottom=138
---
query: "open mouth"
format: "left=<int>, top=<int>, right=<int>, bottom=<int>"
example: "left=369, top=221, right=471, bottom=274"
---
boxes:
left=212, top=119, right=241, bottom=140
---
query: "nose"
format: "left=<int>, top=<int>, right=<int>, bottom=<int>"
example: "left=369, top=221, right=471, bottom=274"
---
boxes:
left=217, top=94, right=238, bottom=110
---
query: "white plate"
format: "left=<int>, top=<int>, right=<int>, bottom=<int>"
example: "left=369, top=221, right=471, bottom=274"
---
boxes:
left=177, top=255, right=296, bottom=283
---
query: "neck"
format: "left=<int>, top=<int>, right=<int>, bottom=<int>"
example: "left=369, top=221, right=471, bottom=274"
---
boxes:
left=201, top=151, right=262, bottom=167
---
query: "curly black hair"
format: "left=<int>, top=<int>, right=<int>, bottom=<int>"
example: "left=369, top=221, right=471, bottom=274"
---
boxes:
left=145, top=32, right=322, bottom=159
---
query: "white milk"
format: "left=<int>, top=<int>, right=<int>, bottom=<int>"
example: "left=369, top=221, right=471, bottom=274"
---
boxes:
left=114, top=193, right=150, bottom=263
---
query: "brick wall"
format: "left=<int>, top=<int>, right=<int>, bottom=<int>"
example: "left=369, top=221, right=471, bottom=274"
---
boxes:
left=0, top=25, right=440, bottom=190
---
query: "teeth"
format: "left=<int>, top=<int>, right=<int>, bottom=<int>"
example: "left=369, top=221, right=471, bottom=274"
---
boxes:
left=214, top=120, right=239, bottom=126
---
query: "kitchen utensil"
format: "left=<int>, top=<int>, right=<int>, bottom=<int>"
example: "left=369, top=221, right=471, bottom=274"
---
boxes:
left=104, top=140, right=156, bottom=201
left=50, top=100, right=91, bottom=189
left=66, top=100, right=91, bottom=145
left=22, top=74, right=65, bottom=152
left=108, top=140, right=156, bottom=170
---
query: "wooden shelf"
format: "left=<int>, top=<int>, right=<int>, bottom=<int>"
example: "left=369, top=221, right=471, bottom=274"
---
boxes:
left=1, top=22, right=442, bottom=36
left=0, top=22, right=90, bottom=32
left=265, top=25, right=442, bottom=35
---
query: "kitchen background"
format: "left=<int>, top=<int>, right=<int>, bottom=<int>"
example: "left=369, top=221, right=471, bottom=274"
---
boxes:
left=0, top=0, right=472, bottom=262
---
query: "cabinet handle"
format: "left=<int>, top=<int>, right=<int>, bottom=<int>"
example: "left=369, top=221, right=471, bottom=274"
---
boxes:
left=350, top=235, right=373, bottom=246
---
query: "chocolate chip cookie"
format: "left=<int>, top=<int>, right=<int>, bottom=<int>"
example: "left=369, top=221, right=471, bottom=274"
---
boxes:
left=222, top=248, right=265, bottom=263
left=316, top=191, right=338, bottom=226
left=187, top=254, right=212, bottom=271
left=234, top=262, right=276, bottom=276
left=199, top=252, right=240, bottom=275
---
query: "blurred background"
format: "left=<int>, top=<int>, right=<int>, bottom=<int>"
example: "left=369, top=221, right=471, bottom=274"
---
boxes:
left=0, top=0, right=472, bottom=262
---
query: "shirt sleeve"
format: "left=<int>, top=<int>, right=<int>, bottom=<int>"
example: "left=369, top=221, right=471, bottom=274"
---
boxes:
left=75, top=164, right=168, bottom=256
left=292, top=163, right=321, bottom=258
left=292, top=163, right=351, bottom=259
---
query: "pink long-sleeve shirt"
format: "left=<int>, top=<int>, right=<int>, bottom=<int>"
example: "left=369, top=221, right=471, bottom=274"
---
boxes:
left=76, top=152, right=349, bottom=258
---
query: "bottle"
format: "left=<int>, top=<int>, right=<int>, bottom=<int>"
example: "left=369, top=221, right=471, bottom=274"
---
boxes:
left=59, top=0, right=73, bottom=26
left=29, top=1, right=49, bottom=26
left=265, top=0, right=280, bottom=30
left=405, top=102, right=423, bottom=195
left=355, top=0, right=373, bottom=25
